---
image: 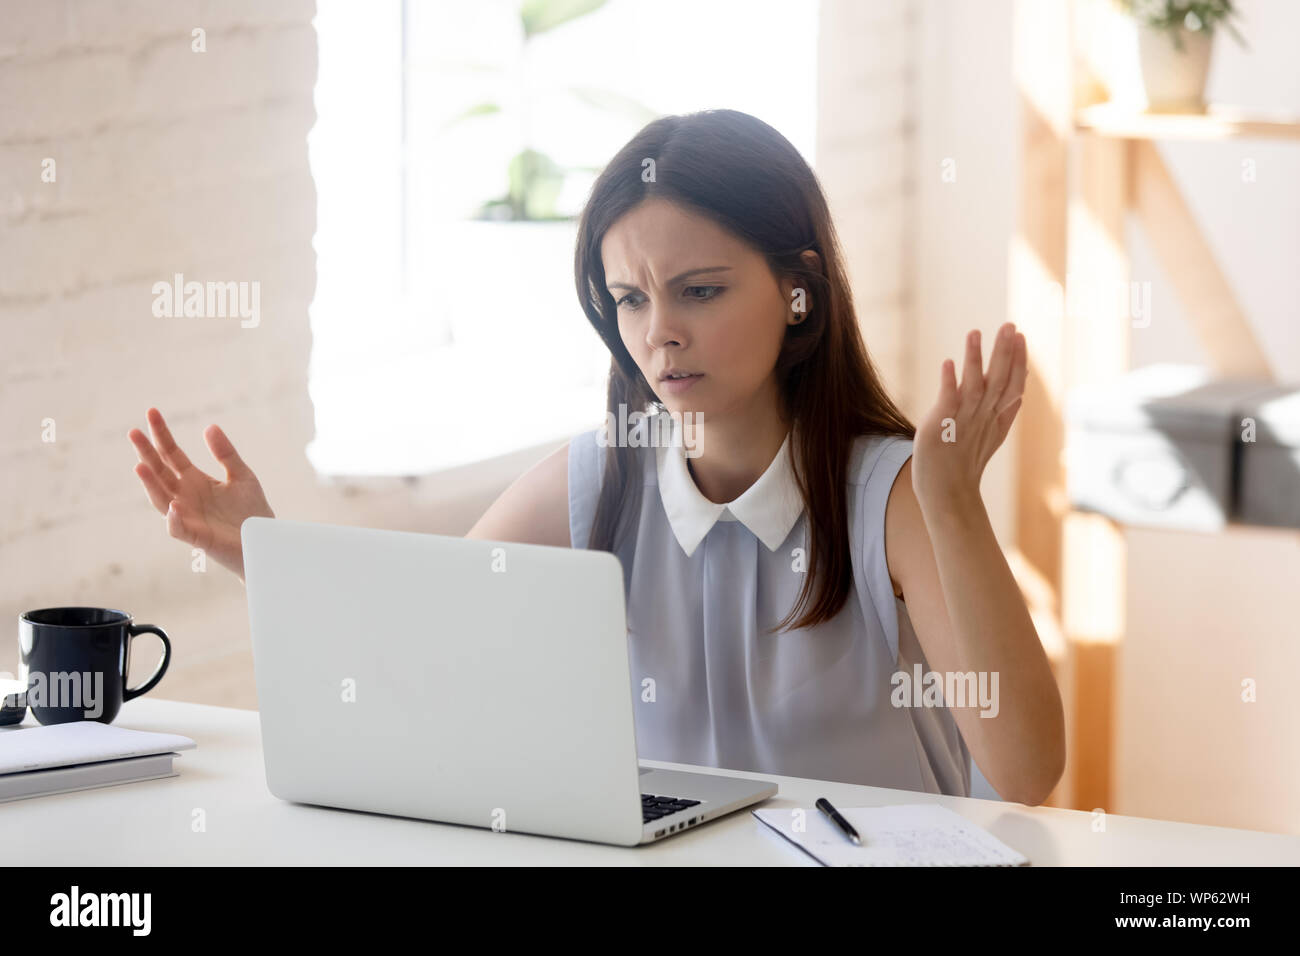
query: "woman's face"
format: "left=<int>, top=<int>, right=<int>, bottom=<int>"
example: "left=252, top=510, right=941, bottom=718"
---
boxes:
left=601, top=198, right=795, bottom=425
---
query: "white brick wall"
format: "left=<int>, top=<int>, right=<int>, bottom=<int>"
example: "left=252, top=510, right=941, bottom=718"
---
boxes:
left=0, top=0, right=347, bottom=706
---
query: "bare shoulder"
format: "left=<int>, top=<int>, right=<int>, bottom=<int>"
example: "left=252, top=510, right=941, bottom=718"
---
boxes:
left=466, top=440, right=571, bottom=548
left=883, top=456, right=930, bottom=599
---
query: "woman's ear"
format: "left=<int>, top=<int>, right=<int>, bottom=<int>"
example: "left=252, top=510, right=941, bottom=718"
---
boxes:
left=783, top=250, right=822, bottom=323
left=783, top=277, right=812, bottom=324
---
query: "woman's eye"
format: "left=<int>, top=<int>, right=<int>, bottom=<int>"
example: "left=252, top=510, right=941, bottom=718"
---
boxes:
left=616, top=286, right=722, bottom=309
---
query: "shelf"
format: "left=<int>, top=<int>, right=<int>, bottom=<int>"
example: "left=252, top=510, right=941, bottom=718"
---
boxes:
left=1075, top=103, right=1300, bottom=141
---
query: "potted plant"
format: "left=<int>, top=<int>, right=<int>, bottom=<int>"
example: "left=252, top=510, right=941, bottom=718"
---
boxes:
left=1116, top=1, right=1246, bottom=112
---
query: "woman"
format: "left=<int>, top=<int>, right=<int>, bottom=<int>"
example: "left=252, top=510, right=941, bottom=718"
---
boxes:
left=129, top=109, right=1064, bottom=804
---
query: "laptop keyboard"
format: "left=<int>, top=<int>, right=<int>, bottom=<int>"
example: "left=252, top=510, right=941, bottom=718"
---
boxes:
left=642, top=793, right=701, bottom=824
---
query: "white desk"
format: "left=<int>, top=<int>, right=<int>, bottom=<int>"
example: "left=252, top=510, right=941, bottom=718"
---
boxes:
left=7, top=698, right=1299, bottom=865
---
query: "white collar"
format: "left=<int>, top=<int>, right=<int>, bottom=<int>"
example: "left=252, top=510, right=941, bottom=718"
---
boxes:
left=655, top=417, right=804, bottom=558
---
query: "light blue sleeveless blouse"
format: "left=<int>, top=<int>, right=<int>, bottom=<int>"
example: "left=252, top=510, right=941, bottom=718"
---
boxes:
left=567, top=421, right=971, bottom=796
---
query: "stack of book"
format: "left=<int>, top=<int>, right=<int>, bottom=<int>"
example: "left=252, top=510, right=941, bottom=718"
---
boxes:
left=0, top=721, right=196, bottom=802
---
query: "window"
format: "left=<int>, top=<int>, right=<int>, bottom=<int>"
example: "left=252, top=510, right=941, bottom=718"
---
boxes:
left=307, top=0, right=819, bottom=475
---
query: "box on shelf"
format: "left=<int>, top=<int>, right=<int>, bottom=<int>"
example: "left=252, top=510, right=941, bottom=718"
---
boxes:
left=1065, top=365, right=1279, bottom=532
left=1236, top=387, right=1300, bottom=529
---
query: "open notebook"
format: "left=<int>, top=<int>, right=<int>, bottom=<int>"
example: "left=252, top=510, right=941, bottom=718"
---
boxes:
left=753, top=804, right=1029, bottom=866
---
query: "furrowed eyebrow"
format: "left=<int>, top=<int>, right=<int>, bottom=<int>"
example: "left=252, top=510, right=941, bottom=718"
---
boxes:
left=606, top=266, right=732, bottom=292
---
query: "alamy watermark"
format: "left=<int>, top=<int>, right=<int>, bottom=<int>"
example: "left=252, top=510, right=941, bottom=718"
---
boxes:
left=50, top=886, right=151, bottom=936
left=597, top=405, right=703, bottom=458
left=891, top=664, right=1000, bottom=718
left=21, top=670, right=104, bottom=719
left=1025, top=272, right=1152, bottom=329
left=152, top=273, right=260, bottom=328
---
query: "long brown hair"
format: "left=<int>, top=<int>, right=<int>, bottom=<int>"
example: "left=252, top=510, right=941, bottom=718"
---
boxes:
left=573, top=109, right=913, bottom=633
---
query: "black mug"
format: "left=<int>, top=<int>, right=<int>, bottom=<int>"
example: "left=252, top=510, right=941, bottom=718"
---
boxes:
left=18, top=607, right=172, bottom=726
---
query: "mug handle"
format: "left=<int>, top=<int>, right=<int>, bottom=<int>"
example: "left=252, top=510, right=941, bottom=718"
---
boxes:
left=124, top=624, right=172, bottom=701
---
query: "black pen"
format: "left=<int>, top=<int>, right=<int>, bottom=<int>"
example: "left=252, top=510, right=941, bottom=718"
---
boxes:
left=815, top=797, right=862, bottom=846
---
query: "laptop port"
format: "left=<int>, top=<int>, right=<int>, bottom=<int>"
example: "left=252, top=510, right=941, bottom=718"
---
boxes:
left=688, top=817, right=697, bottom=824
left=655, top=829, right=665, bottom=837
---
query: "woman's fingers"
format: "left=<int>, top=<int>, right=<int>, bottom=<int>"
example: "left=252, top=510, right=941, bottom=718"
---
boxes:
left=938, top=358, right=958, bottom=404
left=134, top=462, right=173, bottom=515
left=146, top=407, right=196, bottom=475
left=959, top=330, right=984, bottom=405
left=128, top=427, right=179, bottom=492
left=980, top=323, right=1017, bottom=413
left=995, top=396, right=1023, bottom=444
left=128, top=424, right=182, bottom=486
left=204, top=424, right=252, bottom=482
left=992, top=338, right=1028, bottom=445
left=999, top=333, right=1028, bottom=413
left=165, top=500, right=190, bottom=545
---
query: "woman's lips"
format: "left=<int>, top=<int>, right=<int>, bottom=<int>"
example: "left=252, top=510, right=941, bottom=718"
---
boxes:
left=660, top=373, right=704, bottom=395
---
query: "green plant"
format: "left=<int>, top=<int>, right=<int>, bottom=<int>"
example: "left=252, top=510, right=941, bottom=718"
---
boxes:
left=1116, top=1, right=1247, bottom=50
left=442, top=0, right=657, bottom=221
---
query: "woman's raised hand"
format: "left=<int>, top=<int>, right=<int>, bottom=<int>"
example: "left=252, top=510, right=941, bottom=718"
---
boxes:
left=911, top=322, right=1028, bottom=513
left=128, top=408, right=274, bottom=581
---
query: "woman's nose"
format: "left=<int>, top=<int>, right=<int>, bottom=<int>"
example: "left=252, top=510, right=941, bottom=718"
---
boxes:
left=644, top=301, right=686, bottom=350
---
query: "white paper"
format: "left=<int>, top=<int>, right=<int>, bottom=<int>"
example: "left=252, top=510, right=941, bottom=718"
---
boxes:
left=0, top=721, right=196, bottom=774
left=753, top=803, right=1029, bottom=866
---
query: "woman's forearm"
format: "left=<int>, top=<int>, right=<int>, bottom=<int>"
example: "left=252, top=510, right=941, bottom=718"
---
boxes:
left=918, top=489, right=1066, bottom=805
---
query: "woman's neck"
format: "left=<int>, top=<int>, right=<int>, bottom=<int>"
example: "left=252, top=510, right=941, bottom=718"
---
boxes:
left=682, top=400, right=790, bottom=504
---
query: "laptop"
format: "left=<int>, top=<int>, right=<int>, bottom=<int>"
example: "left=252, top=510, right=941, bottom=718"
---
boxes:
left=241, top=517, right=776, bottom=846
